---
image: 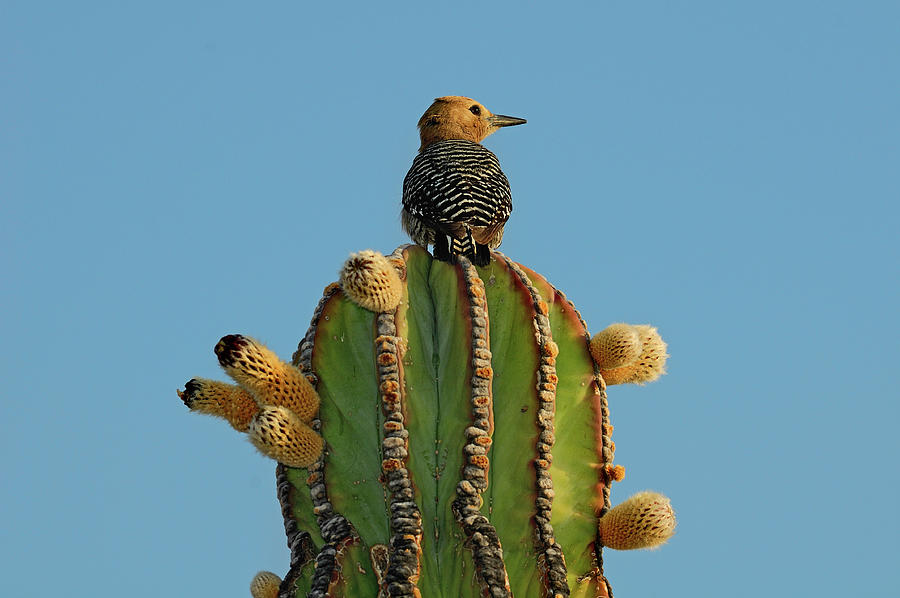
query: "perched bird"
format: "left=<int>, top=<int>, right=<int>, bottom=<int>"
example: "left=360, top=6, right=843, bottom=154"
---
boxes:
left=402, top=96, right=526, bottom=266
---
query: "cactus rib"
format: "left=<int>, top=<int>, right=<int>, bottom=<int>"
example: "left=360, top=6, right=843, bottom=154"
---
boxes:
left=380, top=247, right=425, bottom=597
left=288, top=282, right=359, bottom=598
left=276, top=463, right=318, bottom=597
left=498, top=254, right=568, bottom=596
left=375, top=311, right=424, bottom=597
left=450, top=254, right=511, bottom=598
left=526, top=272, right=614, bottom=597
left=531, top=277, right=614, bottom=512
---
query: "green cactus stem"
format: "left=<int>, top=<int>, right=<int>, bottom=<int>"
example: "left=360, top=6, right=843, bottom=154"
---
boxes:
left=181, top=244, right=673, bottom=597
left=283, top=245, right=615, bottom=598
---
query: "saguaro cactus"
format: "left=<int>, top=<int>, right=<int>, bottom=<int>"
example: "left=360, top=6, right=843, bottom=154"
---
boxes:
left=180, top=245, right=673, bottom=597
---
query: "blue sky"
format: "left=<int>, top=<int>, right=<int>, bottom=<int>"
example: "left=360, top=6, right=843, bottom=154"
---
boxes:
left=3, top=1, right=898, bottom=596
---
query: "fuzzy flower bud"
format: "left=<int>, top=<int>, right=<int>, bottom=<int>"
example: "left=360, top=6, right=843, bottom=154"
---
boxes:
left=216, top=334, right=320, bottom=422
left=598, top=491, right=676, bottom=550
left=590, top=324, right=668, bottom=385
left=339, top=250, right=403, bottom=313
left=250, top=571, right=281, bottom=598
left=178, top=378, right=259, bottom=432
left=248, top=406, right=324, bottom=468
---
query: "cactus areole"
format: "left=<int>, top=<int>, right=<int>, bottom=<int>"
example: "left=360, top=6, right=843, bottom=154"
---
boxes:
left=181, top=245, right=673, bottom=598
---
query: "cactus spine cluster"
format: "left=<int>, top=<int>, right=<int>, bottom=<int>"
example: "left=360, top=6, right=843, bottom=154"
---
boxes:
left=180, top=245, right=672, bottom=597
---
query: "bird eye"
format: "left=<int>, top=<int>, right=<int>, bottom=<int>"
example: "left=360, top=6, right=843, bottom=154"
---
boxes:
left=469, top=105, right=481, bottom=116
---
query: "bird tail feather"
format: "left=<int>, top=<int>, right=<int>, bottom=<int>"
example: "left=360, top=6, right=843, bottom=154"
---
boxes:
left=450, top=229, right=477, bottom=259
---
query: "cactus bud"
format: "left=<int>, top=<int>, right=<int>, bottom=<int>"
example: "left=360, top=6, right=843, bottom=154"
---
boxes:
left=589, top=324, right=641, bottom=370
left=339, top=249, right=403, bottom=313
left=590, top=324, right=668, bottom=385
left=248, top=406, right=324, bottom=468
left=215, top=334, right=320, bottom=422
left=598, top=491, right=676, bottom=550
left=249, top=570, right=281, bottom=598
left=178, top=378, right=259, bottom=432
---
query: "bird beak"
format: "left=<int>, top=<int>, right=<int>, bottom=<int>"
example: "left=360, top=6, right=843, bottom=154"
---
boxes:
left=488, top=114, right=527, bottom=128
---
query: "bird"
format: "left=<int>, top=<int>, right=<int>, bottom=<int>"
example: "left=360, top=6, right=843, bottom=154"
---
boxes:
left=402, top=96, right=526, bottom=267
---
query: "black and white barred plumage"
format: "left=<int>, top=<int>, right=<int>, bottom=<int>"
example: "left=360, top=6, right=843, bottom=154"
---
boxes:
left=402, top=139, right=512, bottom=267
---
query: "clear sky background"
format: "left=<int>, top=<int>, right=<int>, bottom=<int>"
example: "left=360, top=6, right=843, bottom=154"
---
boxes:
left=3, top=1, right=898, bottom=596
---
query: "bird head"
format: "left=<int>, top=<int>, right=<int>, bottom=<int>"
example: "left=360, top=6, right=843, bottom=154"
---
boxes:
left=417, top=96, right=526, bottom=148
